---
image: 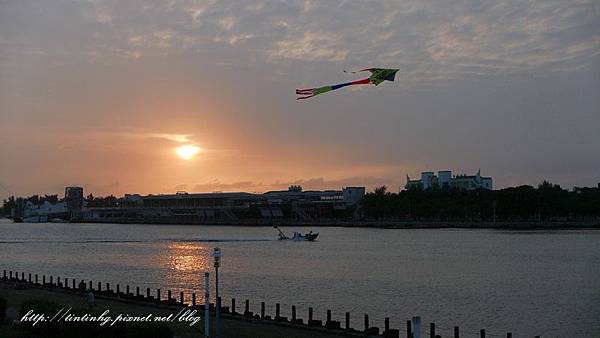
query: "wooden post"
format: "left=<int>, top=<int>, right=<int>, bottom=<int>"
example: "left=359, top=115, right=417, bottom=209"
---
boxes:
left=346, top=312, right=350, bottom=330
left=146, top=287, right=150, bottom=298
left=480, top=329, right=485, bottom=338
left=292, top=305, right=296, bottom=321
left=136, top=286, right=140, bottom=297
left=97, top=281, right=101, bottom=291
left=89, top=280, right=92, bottom=290
left=231, top=298, right=235, bottom=313
left=276, top=303, right=280, bottom=318
left=28, top=273, right=31, bottom=282
left=126, top=285, right=130, bottom=295
left=116, top=284, right=120, bottom=294
left=157, top=288, right=161, bottom=301
left=309, top=307, right=313, bottom=321
left=42, top=275, right=46, bottom=284
left=50, top=275, right=53, bottom=285
left=9, top=271, right=12, bottom=279
left=506, top=333, right=512, bottom=338
left=72, top=279, right=76, bottom=289
left=35, top=274, right=38, bottom=284
left=204, top=272, right=209, bottom=338
left=106, top=283, right=110, bottom=292
left=364, top=314, right=369, bottom=331
left=327, top=309, right=331, bottom=323
left=180, top=291, right=184, bottom=304
left=245, top=299, right=249, bottom=314
left=167, top=290, right=171, bottom=301
left=2, top=270, right=5, bottom=279
left=412, top=316, right=421, bottom=338
left=430, top=323, right=435, bottom=338
left=261, top=301, right=265, bottom=319
left=454, top=326, right=459, bottom=338
left=64, top=278, right=68, bottom=288
left=192, top=293, right=196, bottom=306
left=21, top=272, right=25, bottom=281
left=385, top=317, right=390, bottom=332
left=407, top=320, right=412, bottom=338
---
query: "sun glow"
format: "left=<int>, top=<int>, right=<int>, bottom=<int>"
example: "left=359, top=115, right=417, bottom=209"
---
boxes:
left=176, top=145, right=200, bottom=160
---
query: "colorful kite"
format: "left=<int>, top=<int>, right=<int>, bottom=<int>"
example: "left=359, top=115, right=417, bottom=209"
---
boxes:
left=296, top=68, right=399, bottom=100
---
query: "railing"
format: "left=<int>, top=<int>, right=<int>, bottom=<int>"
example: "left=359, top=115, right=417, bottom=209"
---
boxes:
left=1, top=269, right=542, bottom=338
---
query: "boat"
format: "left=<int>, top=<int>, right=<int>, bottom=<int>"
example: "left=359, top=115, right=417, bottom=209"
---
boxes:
left=274, top=226, right=318, bottom=241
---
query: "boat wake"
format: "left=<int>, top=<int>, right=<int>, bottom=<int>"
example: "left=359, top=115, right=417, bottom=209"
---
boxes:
left=0, top=238, right=276, bottom=244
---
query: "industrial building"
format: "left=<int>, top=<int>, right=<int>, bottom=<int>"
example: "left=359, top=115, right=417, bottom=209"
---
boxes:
left=84, top=185, right=365, bottom=223
left=405, top=170, right=492, bottom=191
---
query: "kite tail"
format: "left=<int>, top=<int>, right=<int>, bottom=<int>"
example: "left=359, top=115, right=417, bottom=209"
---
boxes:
left=296, top=78, right=371, bottom=100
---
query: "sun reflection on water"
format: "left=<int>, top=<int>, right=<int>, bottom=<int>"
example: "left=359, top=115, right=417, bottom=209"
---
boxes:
left=166, top=243, right=210, bottom=272
left=160, top=243, right=212, bottom=301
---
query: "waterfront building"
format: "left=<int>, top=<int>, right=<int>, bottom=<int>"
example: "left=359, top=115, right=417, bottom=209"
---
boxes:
left=64, top=186, right=84, bottom=211
left=85, top=185, right=365, bottom=223
left=405, top=170, right=493, bottom=191
left=263, top=185, right=365, bottom=205
left=142, top=192, right=258, bottom=209
left=23, top=200, right=68, bottom=222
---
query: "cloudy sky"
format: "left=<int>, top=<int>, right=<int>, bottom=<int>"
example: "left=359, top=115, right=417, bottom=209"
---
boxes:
left=1, top=0, right=599, bottom=199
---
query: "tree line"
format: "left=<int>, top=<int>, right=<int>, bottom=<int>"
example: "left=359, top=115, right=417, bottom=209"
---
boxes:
left=359, top=181, right=600, bottom=222
left=0, top=194, right=120, bottom=215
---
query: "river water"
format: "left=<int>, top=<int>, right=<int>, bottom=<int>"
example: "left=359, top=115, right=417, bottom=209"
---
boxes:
left=1, top=219, right=598, bottom=337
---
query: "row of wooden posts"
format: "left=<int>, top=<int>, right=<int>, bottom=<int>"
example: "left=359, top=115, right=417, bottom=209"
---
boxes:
left=2, top=270, right=541, bottom=338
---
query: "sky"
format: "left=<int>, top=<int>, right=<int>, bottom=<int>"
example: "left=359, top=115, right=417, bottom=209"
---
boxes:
left=1, top=0, right=599, bottom=200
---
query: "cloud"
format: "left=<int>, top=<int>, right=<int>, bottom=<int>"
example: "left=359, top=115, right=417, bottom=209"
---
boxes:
left=4, top=0, right=594, bottom=82
left=218, top=17, right=235, bottom=31
left=191, top=180, right=259, bottom=192
left=173, top=176, right=396, bottom=194
left=167, top=2, right=598, bottom=79
left=87, top=129, right=193, bottom=143
left=146, top=133, right=192, bottom=143
left=268, top=31, right=349, bottom=61
left=270, top=176, right=393, bottom=191
left=81, top=181, right=121, bottom=196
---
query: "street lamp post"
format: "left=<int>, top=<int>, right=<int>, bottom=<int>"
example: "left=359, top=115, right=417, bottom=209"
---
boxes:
left=212, top=247, right=222, bottom=338
left=204, top=272, right=209, bottom=337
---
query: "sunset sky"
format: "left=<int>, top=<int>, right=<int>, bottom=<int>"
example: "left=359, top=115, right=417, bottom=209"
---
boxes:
left=1, top=0, right=599, bottom=200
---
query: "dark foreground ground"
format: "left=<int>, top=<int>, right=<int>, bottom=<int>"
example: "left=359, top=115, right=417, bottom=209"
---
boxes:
left=0, top=281, right=369, bottom=338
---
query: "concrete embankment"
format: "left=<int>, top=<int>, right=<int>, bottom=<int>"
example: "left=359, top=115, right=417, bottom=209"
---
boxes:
left=81, top=218, right=600, bottom=229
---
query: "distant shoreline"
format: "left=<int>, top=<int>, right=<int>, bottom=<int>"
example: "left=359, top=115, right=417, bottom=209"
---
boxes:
left=62, top=219, right=600, bottom=229
left=4, top=215, right=599, bottom=229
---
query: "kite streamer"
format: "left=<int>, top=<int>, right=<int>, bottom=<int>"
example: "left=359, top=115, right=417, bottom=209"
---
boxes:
left=296, top=68, right=399, bottom=100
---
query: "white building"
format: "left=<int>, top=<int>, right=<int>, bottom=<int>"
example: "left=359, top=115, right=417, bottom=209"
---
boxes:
left=23, top=201, right=68, bottom=222
left=405, top=170, right=493, bottom=191
left=263, top=185, right=365, bottom=206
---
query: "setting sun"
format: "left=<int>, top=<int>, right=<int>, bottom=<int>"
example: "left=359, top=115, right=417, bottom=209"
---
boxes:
left=175, top=145, right=200, bottom=160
